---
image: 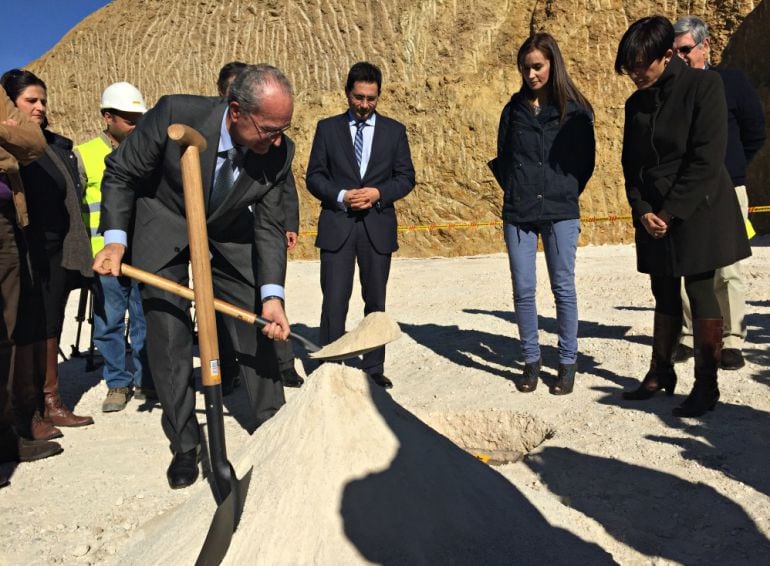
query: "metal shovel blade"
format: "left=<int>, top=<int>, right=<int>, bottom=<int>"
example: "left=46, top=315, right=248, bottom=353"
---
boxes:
left=195, top=466, right=253, bottom=566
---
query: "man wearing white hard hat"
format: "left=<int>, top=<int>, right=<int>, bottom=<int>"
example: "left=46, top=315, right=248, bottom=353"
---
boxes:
left=74, top=82, right=154, bottom=413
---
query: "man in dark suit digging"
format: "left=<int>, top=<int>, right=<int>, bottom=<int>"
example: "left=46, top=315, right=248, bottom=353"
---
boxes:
left=93, top=65, right=295, bottom=489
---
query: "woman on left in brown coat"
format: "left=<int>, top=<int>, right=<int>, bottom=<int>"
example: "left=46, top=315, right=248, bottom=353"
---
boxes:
left=615, top=16, right=751, bottom=418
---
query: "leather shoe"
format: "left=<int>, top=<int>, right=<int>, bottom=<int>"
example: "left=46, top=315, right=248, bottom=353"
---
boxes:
left=166, top=448, right=200, bottom=489
left=720, top=348, right=745, bottom=370
left=281, top=367, right=304, bottom=388
left=369, top=373, right=393, bottom=389
left=672, top=344, right=693, bottom=364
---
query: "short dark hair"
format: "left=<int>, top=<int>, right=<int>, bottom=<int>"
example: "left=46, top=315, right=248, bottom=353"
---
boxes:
left=1, top=68, right=48, bottom=128
left=217, top=61, right=248, bottom=97
left=227, top=64, right=293, bottom=114
left=345, top=62, right=382, bottom=94
left=615, top=15, right=674, bottom=75
left=0, top=68, right=46, bottom=103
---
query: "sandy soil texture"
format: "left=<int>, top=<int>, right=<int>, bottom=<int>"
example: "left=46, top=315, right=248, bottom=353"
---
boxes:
left=1, top=239, right=768, bottom=565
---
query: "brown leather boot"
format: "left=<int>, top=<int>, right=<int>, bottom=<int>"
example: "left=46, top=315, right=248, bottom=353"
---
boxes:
left=623, top=312, right=680, bottom=400
left=44, top=392, right=94, bottom=427
left=673, top=319, right=722, bottom=417
left=31, top=410, right=62, bottom=440
left=12, top=342, right=46, bottom=438
left=43, top=337, right=94, bottom=427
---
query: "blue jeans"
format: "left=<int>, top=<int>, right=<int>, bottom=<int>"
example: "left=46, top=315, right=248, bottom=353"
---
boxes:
left=93, top=275, right=151, bottom=389
left=504, top=219, right=580, bottom=365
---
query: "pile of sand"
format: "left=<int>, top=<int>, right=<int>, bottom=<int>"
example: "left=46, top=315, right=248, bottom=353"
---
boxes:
left=116, top=364, right=615, bottom=564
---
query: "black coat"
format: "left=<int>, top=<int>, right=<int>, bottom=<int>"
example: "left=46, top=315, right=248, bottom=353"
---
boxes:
left=622, top=56, right=751, bottom=277
left=494, top=94, right=595, bottom=224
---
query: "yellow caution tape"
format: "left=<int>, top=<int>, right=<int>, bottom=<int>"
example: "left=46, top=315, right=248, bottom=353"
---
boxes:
left=297, top=206, right=770, bottom=238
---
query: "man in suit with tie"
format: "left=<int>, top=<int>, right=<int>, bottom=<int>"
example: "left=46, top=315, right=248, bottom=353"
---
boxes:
left=93, top=65, right=294, bottom=489
left=306, top=61, right=415, bottom=389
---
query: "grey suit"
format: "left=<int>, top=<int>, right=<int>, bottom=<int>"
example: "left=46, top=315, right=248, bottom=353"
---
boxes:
left=100, top=95, right=294, bottom=451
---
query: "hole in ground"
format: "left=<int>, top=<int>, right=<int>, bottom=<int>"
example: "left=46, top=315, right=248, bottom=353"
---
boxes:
left=418, top=409, right=555, bottom=465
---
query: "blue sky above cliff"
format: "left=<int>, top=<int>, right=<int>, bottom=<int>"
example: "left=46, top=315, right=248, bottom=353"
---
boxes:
left=0, top=0, right=111, bottom=75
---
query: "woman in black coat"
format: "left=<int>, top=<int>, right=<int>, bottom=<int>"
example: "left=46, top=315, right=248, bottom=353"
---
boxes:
left=1, top=70, right=94, bottom=440
left=615, top=17, right=750, bottom=417
left=494, top=32, right=595, bottom=395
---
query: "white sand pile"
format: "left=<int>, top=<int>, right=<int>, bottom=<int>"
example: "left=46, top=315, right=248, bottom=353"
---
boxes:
left=309, top=311, right=402, bottom=360
left=117, top=364, right=615, bottom=565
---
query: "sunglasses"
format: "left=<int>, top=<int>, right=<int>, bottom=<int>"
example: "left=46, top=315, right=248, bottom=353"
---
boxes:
left=675, top=42, right=701, bottom=55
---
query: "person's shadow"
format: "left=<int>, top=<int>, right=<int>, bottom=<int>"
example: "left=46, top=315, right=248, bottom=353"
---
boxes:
left=526, top=447, right=770, bottom=564
left=340, top=382, right=616, bottom=564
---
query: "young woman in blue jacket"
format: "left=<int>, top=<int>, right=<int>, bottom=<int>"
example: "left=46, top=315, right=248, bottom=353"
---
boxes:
left=494, top=33, right=595, bottom=395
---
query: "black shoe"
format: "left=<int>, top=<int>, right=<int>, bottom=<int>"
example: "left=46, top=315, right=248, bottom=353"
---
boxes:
left=516, top=359, right=541, bottom=393
left=369, top=373, right=393, bottom=389
left=720, top=348, right=745, bottom=370
left=672, top=344, right=694, bottom=364
left=672, top=384, right=720, bottom=417
left=550, top=363, right=576, bottom=396
left=280, top=367, right=304, bottom=388
left=167, top=448, right=200, bottom=489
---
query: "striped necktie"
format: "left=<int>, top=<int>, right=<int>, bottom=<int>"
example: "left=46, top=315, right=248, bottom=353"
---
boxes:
left=354, top=121, right=366, bottom=167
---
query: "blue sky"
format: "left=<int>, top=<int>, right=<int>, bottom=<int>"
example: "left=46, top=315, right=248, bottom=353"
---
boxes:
left=0, top=0, right=112, bottom=73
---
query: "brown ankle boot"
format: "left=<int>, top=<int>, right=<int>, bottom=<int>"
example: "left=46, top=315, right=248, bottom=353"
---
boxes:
left=44, top=392, right=94, bottom=427
left=623, top=312, right=680, bottom=400
left=673, top=318, right=722, bottom=417
left=31, top=410, right=63, bottom=440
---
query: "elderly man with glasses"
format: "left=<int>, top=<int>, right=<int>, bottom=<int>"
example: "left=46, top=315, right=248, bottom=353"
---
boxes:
left=93, top=65, right=296, bottom=490
left=672, top=16, right=767, bottom=370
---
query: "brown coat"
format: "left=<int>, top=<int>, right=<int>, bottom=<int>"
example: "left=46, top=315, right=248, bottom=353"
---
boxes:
left=0, top=91, right=47, bottom=226
left=622, top=56, right=751, bottom=277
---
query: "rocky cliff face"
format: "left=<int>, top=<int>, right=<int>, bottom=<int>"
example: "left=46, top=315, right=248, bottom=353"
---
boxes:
left=27, top=0, right=767, bottom=258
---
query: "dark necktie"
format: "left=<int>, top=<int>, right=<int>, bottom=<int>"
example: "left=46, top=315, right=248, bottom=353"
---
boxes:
left=354, top=121, right=366, bottom=167
left=210, top=147, right=240, bottom=210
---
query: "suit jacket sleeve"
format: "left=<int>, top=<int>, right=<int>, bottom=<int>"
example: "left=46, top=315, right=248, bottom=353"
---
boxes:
left=252, top=173, right=289, bottom=288
left=305, top=121, right=341, bottom=208
left=100, top=96, right=172, bottom=234
left=376, top=122, right=415, bottom=207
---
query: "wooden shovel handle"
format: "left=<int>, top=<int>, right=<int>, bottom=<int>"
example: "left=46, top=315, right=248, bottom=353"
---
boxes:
left=105, top=260, right=258, bottom=326
left=167, top=124, right=207, bottom=151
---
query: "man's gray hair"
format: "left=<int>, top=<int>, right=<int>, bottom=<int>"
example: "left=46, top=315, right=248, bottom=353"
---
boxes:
left=673, top=15, right=709, bottom=44
left=228, top=64, right=293, bottom=113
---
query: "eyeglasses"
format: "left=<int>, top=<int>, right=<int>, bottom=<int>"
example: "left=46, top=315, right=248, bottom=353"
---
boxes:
left=675, top=42, right=701, bottom=55
left=247, top=112, right=290, bottom=140
left=351, top=93, right=378, bottom=103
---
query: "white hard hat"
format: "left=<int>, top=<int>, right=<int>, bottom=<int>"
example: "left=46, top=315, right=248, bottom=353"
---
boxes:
left=100, top=82, right=147, bottom=113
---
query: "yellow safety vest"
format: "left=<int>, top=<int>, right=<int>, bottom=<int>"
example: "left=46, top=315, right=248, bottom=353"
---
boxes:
left=76, top=136, right=112, bottom=254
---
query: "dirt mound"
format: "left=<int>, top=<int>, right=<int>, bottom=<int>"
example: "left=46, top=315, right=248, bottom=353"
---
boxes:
left=117, top=363, right=614, bottom=564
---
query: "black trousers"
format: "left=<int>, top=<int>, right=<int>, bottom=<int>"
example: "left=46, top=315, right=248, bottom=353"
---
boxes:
left=319, top=221, right=391, bottom=374
left=650, top=271, right=720, bottom=319
left=141, top=251, right=284, bottom=454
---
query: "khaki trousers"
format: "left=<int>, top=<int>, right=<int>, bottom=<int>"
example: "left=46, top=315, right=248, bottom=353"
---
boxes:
left=680, top=185, right=748, bottom=349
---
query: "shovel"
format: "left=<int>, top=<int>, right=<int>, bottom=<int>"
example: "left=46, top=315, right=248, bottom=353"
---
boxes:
left=166, top=124, right=248, bottom=566
left=105, top=259, right=401, bottom=362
